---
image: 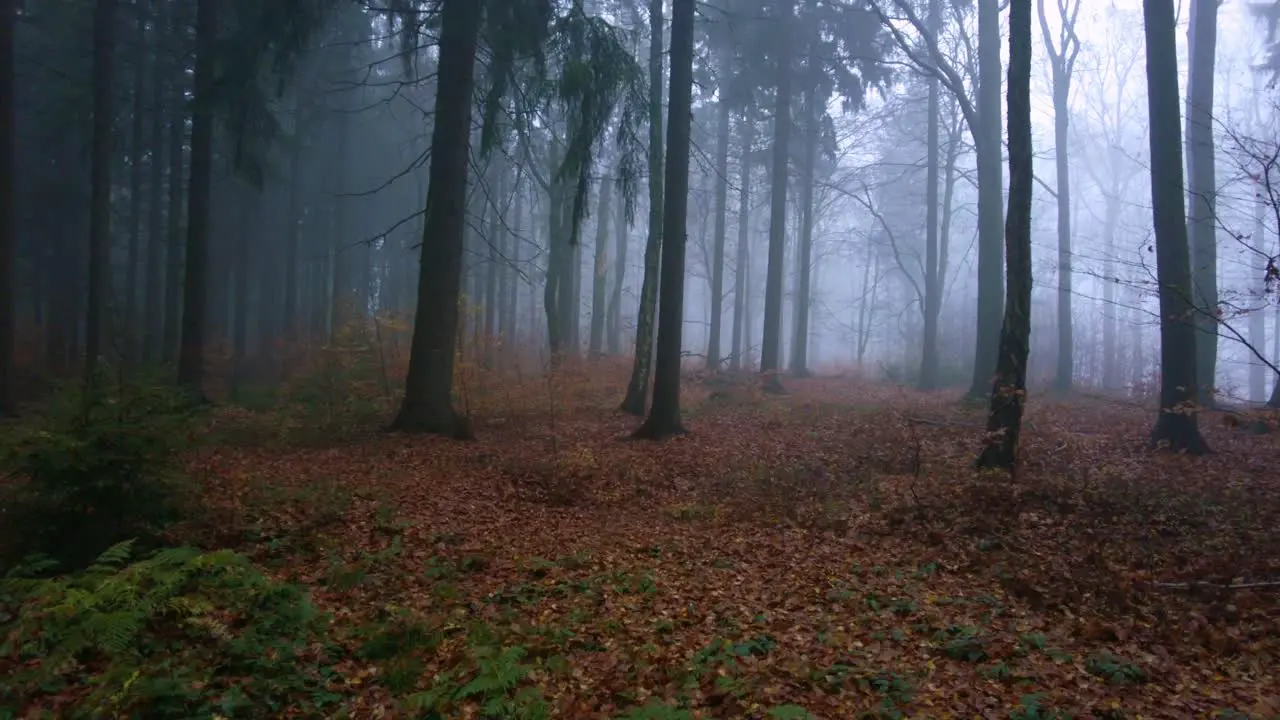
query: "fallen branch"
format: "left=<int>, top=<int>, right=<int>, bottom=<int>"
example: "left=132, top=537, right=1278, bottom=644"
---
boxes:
left=1152, top=580, right=1280, bottom=591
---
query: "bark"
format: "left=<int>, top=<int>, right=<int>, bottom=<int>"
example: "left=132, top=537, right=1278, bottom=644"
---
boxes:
left=162, top=2, right=186, bottom=364
left=1038, top=0, right=1078, bottom=393
left=621, top=0, right=665, bottom=415
left=283, top=102, right=303, bottom=344
left=0, top=0, right=14, bottom=412
left=1272, top=302, right=1280, bottom=407
left=976, top=0, right=1032, bottom=471
left=1249, top=196, right=1267, bottom=403
left=706, top=71, right=732, bottom=371
left=144, top=0, right=166, bottom=363
left=545, top=143, right=573, bottom=357
left=483, top=168, right=502, bottom=369
left=176, top=0, right=215, bottom=399
left=125, top=0, right=147, bottom=366
left=389, top=0, right=481, bottom=437
left=920, top=0, right=942, bottom=390
left=1186, top=0, right=1219, bottom=405
left=86, top=0, right=118, bottom=384
left=635, top=0, right=695, bottom=439
left=968, top=0, right=1005, bottom=399
left=760, top=0, right=794, bottom=394
left=505, top=177, right=523, bottom=348
left=1143, top=0, right=1209, bottom=453
left=789, top=87, right=817, bottom=378
left=231, top=185, right=253, bottom=393
left=1102, top=193, right=1120, bottom=389
left=607, top=170, right=627, bottom=355
left=569, top=236, right=582, bottom=353
left=730, top=109, right=753, bottom=372
left=856, top=241, right=875, bottom=366
left=589, top=170, right=613, bottom=357
left=496, top=173, right=513, bottom=357
left=329, top=107, right=353, bottom=333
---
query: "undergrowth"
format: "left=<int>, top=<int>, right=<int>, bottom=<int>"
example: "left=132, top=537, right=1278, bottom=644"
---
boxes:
left=0, top=375, right=198, bottom=570
left=0, top=540, right=341, bottom=718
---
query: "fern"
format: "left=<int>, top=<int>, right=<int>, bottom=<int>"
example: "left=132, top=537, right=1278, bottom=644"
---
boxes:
left=0, top=546, right=335, bottom=717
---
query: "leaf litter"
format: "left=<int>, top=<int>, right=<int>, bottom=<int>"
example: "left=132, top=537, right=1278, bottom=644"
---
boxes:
left=189, top=371, right=1279, bottom=719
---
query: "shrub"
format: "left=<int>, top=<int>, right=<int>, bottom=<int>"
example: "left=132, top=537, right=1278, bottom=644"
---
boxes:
left=0, top=541, right=342, bottom=718
left=0, top=376, right=198, bottom=569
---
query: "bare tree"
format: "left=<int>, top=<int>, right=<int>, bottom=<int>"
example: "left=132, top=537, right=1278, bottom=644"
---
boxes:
left=1143, top=0, right=1209, bottom=453
left=976, top=0, right=1033, bottom=470
left=1037, top=0, right=1081, bottom=393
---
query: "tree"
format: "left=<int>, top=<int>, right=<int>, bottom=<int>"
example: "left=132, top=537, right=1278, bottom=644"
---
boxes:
left=976, top=0, right=1032, bottom=470
left=760, top=0, right=795, bottom=394
left=622, top=0, right=665, bottom=415
left=176, top=0, right=215, bottom=401
left=1143, top=0, right=1209, bottom=454
left=919, top=0, right=942, bottom=390
left=971, top=0, right=1004, bottom=400
left=0, top=0, right=14, bottom=413
left=588, top=160, right=613, bottom=357
left=85, top=0, right=117, bottom=386
left=1037, top=0, right=1080, bottom=393
left=730, top=106, right=755, bottom=371
left=706, top=46, right=733, bottom=372
left=873, top=0, right=1004, bottom=399
left=1186, top=0, right=1220, bottom=405
left=393, top=0, right=645, bottom=433
left=636, top=0, right=695, bottom=439
left=390, top=0, right=483, bottom=436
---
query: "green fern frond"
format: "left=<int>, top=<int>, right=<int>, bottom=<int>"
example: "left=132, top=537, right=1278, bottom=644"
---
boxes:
left=93, top=540, right=137, bottom=568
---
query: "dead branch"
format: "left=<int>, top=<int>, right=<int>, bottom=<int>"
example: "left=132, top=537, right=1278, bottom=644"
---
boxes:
left=1152, top=580, right=1280, bottom=591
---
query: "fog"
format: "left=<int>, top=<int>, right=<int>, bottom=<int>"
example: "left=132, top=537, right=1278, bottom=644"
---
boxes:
left=2, top=0, right=1278, bottom=419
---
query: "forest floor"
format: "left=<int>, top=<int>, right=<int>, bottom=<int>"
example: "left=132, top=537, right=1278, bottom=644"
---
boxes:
left=167, top=365, right=1280, bottom=717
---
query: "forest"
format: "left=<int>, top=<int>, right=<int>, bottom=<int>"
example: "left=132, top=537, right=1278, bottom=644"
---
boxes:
left=0, top=0, right=1278, bottom=717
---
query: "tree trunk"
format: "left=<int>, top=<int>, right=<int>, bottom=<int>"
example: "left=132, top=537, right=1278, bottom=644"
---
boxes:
left=968, top=0, right=1005, bottom=399
left=329, top=107, right=353, bottom=334
left=505, top=177, right=523, bottom=350
left=621, top=0, right=665, bottom=415
left=730, top=109, right=753, bottom=372
left=176, top=0, right=215, bottom=399
left=86, top=0, right=118, bottom=385
left=144, top=0, right=167, bottom=364
left=856, top=241, right=875, bottom=366
left=231, top=185, right=253, bottom=394
left=1186, top=0, right=1219, bottom=406
left=162, top=2, right=186, bottom=364
left=607, top=169, right=628, bottom=355
left=283, top=102, right=303, bottom=346
left=706, top=75, right=732, bottom=371
left=919, top=0, right=942, bottom=391
left=0, top=0, right=14, bottom=412
left=976, top=0, right=1032, bottom=470
left=125, top=0, right=147, bottom=367
left=569, top=236, right=582, bottom=353
left=483, top=166, right=501, bottom=369
left=496, top=173, right=513, bottom=359
left=635, top=0, right=695, bottom=439
left=1051, top=81, right=1073, bottom=393
left=389, top=0, right=481, bottom=437
left=1144, top=0, right=1209, bottom=453
left=790, top=87, right=817, bottom=378
left=1272, top=301, right=1279, bottom=407
left=1248, top=196, right=1267, bottom=402
left=760, top=0, right=794, bottom=394
left=589, top=169, right=613, bottom=357
left=1102, top=192, right=1120, bottom=390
